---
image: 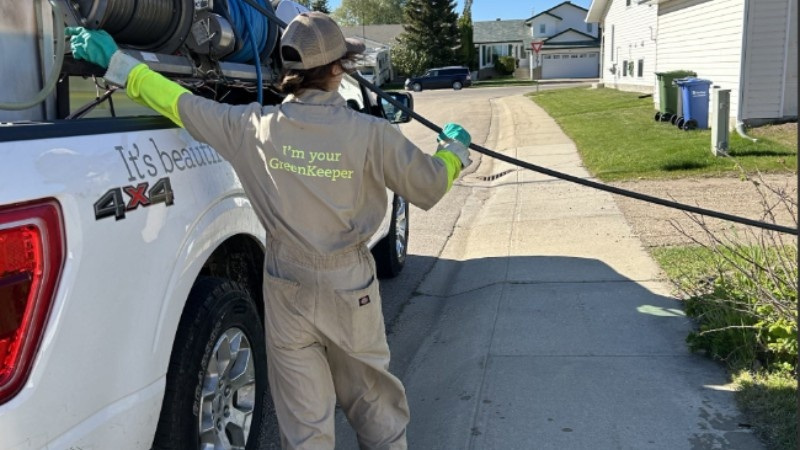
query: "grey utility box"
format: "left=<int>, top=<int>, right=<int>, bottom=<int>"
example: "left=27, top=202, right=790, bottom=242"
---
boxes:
left=710, top=86, right=731, bottom=156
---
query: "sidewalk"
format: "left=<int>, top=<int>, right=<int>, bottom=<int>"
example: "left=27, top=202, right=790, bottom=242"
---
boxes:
left=382, top=95, right=761, bottom=449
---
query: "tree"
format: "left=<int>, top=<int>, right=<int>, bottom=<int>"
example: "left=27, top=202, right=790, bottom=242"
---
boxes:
left=457, top=8, right=476, bottom=70
left=293, top=0, right=329, bottom=13
left=390, top=36, right=431, bottom=77
left=310, top=0, right=330, bottom=13
left=332, top=0, right=405, bottom=26
left=397, top=0, right=460, bottom=68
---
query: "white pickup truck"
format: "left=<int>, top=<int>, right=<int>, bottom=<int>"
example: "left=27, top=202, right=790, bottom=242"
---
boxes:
left=0, top=1, right=414, bottom=448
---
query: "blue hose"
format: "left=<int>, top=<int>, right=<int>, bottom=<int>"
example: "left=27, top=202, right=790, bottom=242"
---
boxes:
left=225, top=0, right=271, bottom=103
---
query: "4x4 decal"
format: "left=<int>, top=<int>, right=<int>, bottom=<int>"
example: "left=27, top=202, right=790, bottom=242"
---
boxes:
left=94, top=177, right=175, bottom=221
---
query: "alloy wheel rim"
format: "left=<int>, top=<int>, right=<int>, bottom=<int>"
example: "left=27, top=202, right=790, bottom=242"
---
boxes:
left=198, top=327, right=257, bottom=450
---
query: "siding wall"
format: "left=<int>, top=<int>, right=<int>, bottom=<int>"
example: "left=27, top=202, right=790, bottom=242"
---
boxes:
left=600, top=0, right=658, bottom=92
left=655, top=0, right=745, bottom=118
left=550, top=5, right=600, bottom=37
left=530, top=16, right=562, bottom=39
left=741, top=0, right=797, bottom=120
left=783, top=0, right=798, bottom=117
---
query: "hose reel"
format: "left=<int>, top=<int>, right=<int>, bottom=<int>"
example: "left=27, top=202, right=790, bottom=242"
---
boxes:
left=67, top=0, right=278, bottom=64
left=71, top=0, right=195, bottom=53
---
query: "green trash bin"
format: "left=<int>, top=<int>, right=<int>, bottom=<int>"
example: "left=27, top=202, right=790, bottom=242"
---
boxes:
left=654, top=70, right=696, bottom=122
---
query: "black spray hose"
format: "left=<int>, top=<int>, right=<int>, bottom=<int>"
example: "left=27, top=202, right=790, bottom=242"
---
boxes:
left=240, top=0, right=798, bottom=236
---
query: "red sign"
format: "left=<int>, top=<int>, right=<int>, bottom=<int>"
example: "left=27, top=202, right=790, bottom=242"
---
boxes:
left=531, top=41, right=543, bottom=53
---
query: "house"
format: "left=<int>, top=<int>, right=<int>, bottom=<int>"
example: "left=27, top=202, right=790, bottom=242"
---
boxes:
left=524, top=1, right=601, bottom=78
left=585, top=0, right=658, bottom=91
left=473, top=19, right=530, bottom=78
left=587, top=0, right=798, bottom=125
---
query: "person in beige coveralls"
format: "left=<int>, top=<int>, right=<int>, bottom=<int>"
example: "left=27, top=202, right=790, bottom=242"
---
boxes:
left=67, top=11, right=472, bottom=449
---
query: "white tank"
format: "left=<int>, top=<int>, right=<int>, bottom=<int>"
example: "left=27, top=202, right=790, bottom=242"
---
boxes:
left=0, top=2, right=50, bottom=122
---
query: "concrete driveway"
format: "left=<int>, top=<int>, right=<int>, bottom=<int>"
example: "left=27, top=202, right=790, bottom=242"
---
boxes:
left=335, top=85, right=763, bottom=449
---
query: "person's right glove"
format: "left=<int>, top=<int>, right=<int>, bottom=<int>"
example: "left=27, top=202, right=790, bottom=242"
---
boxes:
left=66, top=27, right=141, bottom=87
left=65, top=27, right=118, bottom=69
left=437, top=122, right=472, bottom=168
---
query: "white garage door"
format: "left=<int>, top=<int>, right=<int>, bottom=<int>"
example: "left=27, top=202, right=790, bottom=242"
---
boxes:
left=542, top=53, right=599, bottom=79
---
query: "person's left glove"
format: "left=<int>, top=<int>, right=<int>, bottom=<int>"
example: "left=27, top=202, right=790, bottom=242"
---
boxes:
left=437, top=122, right=472, bottom=168
left=438, top=123, right=471, bottom=148
left=66, top=27, right=118, bottom=69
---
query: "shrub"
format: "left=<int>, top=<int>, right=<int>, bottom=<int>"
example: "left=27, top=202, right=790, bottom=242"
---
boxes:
left=495, top=56, right=517, bottom=75
left=671, top=173, right=798, bottom=373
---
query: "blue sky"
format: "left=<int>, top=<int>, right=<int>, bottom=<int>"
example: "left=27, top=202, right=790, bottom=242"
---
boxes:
left=325, top=0, right=593, bottom=22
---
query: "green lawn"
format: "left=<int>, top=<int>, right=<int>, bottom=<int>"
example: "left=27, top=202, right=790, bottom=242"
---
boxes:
left=528, top=88, right=797, bottom=181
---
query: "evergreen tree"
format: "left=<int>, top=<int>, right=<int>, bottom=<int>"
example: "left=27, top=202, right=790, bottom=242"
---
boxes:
left=310, top=0, right=331, bottom=13
left=295, top=0, right=311, bottom=8
left=399, top=0, right=460, bottom=68
left=458, top=7, right=476, bottom=70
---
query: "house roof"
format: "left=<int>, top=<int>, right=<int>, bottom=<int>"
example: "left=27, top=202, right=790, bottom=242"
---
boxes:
left=525, top=11, right=563, bottom=22
left=525, top=1, right=589, bottom=23
left=586, top=0, right=610, bottom=22
left=339, top=24, right=405, bottom=47
left=473, top=19, right=528, bottom=44
left=545, top=28, right=599, bottom=42
left=347, top=36, right=393, bottom=51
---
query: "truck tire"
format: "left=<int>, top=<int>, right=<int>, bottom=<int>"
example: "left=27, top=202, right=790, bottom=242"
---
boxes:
left=153, top=277, right=276, bottom=449
left=372, top=195, right=409, bottom=278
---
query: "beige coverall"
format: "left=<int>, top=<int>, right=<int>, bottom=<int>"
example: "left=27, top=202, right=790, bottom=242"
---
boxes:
left=176, top=89, right=451, bottom=449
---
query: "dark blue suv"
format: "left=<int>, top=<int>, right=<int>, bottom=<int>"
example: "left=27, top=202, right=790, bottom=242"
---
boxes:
left=404, top=66, right=472, bottom=92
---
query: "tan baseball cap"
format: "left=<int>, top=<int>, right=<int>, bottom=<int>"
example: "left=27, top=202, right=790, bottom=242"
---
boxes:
left=280, top=12, right=366, bottom=70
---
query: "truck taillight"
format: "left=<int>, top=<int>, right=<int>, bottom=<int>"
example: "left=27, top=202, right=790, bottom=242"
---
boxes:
left=0, top=200, right=64, bottom=405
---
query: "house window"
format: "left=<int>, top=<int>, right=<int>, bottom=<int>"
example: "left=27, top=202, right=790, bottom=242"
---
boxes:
left=553, top=55, right=561, bottom=59
left=571, top=54, right=579, bottom=58
left=586, top=23, right=593, bottom=33
left=539, top=24, right=546, bottom=34
left=508, top=44, right=513, bottom=56
left=626, top=0, right=631, bottom=5
left=637, top=59, right=644, bottom=77
left=544, top=55, right=551, bottom=59
left=622, top=60, right=628, bottom=76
